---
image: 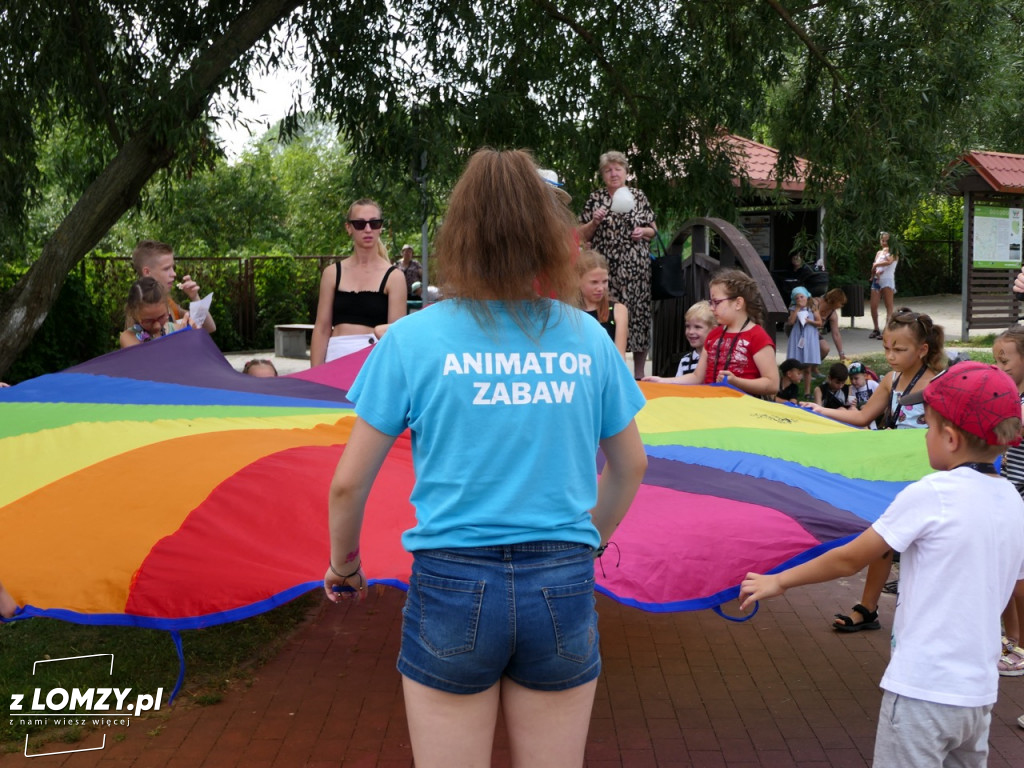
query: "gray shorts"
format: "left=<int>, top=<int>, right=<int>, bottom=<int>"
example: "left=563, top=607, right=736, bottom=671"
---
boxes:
left=874, top=690, right=991, bottom=768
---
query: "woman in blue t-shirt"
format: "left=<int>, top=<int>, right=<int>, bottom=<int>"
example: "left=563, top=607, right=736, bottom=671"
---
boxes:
left=323, top=149, right=648, bottom=767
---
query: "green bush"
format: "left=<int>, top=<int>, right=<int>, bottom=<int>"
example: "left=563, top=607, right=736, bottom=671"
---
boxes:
left=253, top=252, right=310, bottom=349
left=6, top=252, right=336, bottom=379
left=3, top=268, right=111, bottom=384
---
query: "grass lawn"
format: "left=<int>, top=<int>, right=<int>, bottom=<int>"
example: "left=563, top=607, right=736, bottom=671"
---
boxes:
left=1, top=591, right=321, bottom=752
left=799, top=345, right=994, bottom=404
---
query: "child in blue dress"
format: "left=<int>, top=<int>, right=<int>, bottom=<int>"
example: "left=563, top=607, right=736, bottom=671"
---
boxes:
left=786, top=286, right=821, bottom=397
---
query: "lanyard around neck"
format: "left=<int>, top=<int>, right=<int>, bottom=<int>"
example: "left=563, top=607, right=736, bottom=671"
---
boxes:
left=889, top=364, right=927, bottom=428
left=712, top=318, right=751, bottom=380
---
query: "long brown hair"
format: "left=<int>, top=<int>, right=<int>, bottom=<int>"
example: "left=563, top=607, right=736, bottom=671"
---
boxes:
left=886, top=307, right=945, bottom=371
left=576, top=249, right=610, bottom=323
left=435, top=148, right=578, bottom=332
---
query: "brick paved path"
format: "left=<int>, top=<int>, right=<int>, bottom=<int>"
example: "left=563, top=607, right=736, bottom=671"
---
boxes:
left=7, top=579, right=1024, bottom=767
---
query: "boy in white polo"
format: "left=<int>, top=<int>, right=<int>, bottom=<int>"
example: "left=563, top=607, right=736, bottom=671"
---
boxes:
left=740, top=362, right=1024, bottom=767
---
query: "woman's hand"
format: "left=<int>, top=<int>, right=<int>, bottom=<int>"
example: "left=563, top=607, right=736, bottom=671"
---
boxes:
left=630, top=226, right=649, bottom=241
left=324, top=563, right=367, bottom=604
left=592, top=207, right=608, bottom=225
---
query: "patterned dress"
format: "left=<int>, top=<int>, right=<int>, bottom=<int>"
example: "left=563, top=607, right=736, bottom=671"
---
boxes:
left=580, top=187, right=656, bottom=353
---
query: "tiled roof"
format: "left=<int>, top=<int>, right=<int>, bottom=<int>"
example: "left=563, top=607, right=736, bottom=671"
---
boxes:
left=723, top=134, right=808, bottom=194
left=961, top=150, right=1024, bottom=193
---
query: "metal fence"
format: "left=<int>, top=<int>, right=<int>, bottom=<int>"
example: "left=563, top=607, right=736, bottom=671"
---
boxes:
left=85, top=236, right=962, bottom=352
left=897, top=236, right=961, bottom=296
left=85, top=254, right=336, bottom=351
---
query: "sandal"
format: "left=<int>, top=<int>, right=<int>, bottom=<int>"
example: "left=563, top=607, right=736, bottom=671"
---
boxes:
left=833, top=603, right=881, bottom=632
left=1001, top=637, right=1024, bottom=676
left=999, top=651, right=1024, bottom=676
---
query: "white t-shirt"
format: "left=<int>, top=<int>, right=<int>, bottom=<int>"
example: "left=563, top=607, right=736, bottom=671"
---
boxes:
left=872, top=467, right=1024, bottom=707
left=851, top=379, right=878, bottom=409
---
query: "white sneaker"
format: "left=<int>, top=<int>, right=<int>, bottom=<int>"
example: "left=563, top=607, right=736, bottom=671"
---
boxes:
left=1018, top=714, right=1024, bottom=729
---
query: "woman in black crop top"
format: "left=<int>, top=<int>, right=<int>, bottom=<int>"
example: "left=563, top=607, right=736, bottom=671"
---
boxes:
left=311, top=198, right=407, bottom=366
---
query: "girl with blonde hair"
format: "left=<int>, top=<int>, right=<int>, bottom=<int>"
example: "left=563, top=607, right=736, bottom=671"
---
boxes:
left=577, top=248, right=628, bottom=359
left=310, top=198, right=407, bottom=365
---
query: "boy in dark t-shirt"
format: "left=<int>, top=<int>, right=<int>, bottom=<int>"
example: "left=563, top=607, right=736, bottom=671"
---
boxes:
left=776, top=358, right=807, bottom=403
left=815, top=362, right=853, bottom=410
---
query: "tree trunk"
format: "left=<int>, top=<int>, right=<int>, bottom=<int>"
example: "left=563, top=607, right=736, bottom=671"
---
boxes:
left=0, top=0, right=301, bottom=378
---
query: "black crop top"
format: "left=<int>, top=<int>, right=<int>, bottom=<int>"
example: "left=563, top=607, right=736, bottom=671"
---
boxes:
left=331, top=262, right=397, bottom=328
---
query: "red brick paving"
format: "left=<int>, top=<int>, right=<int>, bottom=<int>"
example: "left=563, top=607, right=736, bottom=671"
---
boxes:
left=6, top=579, right=1024, bottom=767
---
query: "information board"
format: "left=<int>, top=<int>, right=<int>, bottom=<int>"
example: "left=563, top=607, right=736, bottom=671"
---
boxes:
left=973, top=205, right=1023, bottom=269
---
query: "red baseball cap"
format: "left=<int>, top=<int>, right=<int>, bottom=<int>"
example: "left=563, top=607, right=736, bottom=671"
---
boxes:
left=900, top=362, right=1022, bottom=446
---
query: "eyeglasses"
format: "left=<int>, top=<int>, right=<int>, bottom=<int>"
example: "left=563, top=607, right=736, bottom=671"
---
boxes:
left=708, top=297, right=735, bottom=308
left=347, top=218, right=384, bottom=230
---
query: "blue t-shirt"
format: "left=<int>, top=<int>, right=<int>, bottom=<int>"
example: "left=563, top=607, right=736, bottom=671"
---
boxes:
left=347, top=299, right=646, bottom=551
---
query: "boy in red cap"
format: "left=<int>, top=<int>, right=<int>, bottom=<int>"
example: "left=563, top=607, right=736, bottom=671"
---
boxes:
left=740, top=362, right=1024, bottom=767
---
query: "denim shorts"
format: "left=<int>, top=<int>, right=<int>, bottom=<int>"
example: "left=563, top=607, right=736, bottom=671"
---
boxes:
left=397, top=541, right=600, bottom=694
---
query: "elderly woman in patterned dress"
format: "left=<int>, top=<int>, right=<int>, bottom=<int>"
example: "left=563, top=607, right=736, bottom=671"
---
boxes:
left=578, top=151, right=658, bottom=378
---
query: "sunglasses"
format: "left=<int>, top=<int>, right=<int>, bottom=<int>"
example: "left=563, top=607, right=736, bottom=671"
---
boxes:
left=347, top=218, right=384, bottom=230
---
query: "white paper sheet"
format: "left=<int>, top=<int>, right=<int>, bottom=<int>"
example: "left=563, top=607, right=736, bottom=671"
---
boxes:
left=188, top=292, right=213, bottom=328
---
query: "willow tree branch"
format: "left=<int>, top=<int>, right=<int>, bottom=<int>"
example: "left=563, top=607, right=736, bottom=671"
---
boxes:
left=529, top=0, right=639, bottom=111
left=765, top=0, right=847, bottom=87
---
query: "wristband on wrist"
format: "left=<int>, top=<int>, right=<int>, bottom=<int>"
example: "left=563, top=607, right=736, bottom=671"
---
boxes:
left=329, top=560, right=361, bottom=579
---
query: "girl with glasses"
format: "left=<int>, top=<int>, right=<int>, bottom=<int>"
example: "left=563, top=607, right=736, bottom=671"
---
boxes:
left=119, top=277, right=194, bottom=348
left=310, top=198, right=407, bottom=365
left=644, top=269, right=779, bottom=397
left=324, top=149, right=647, bottom=768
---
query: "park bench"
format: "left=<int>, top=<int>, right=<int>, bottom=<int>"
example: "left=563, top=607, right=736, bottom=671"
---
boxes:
left=275, top=302, right=424, bottom=359
left=274, top=324, right=314, bottom=358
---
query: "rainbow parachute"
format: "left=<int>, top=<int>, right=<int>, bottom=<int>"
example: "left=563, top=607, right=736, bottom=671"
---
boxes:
left=1, top=330, right=930, bottom=629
